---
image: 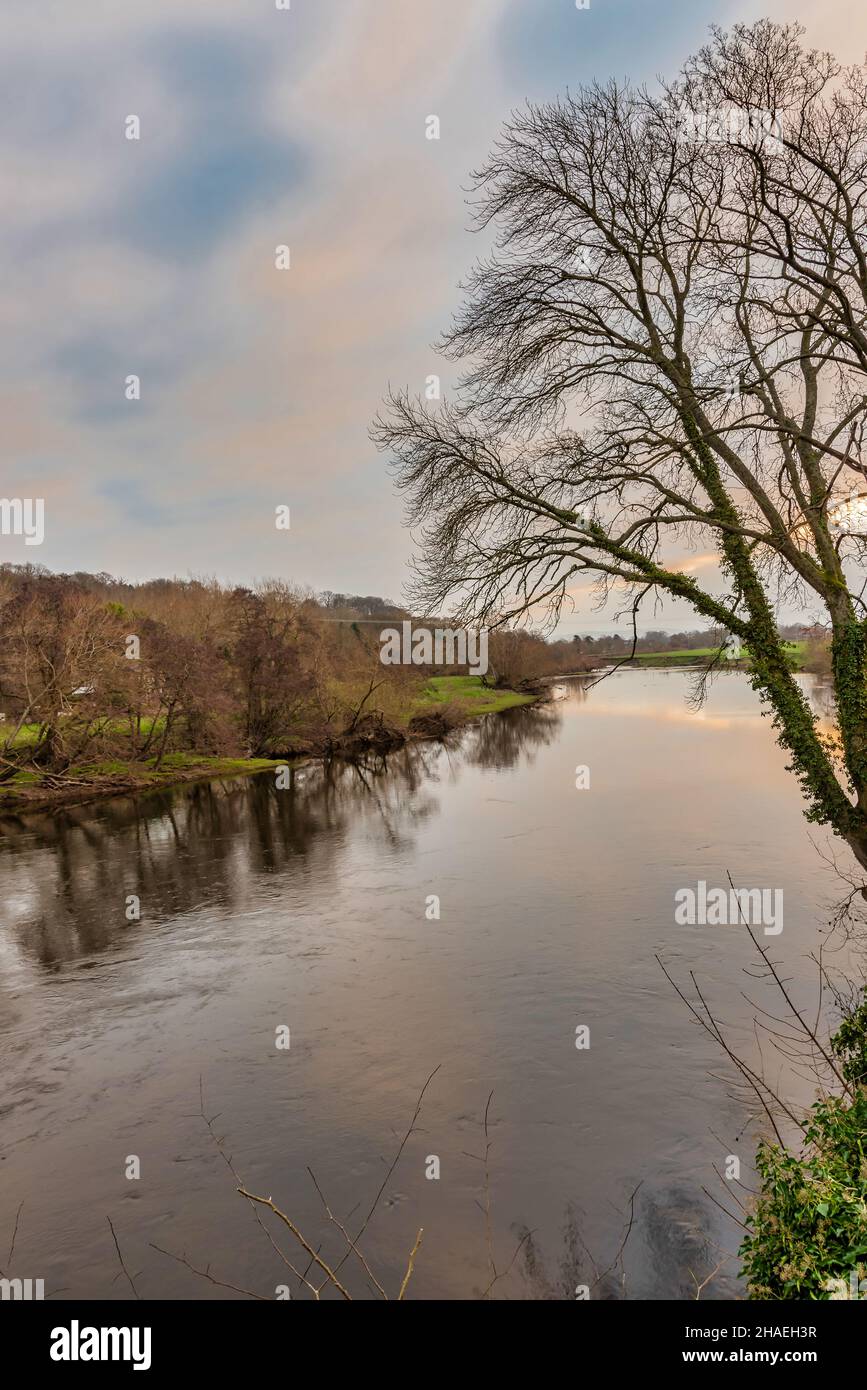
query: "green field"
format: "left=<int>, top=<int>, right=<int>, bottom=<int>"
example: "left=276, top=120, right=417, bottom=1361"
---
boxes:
left=633, top=641, right=807, bottom=669
left=414, top=674, right=537, bottom=716
left=4, top=715, right=166, bottom=750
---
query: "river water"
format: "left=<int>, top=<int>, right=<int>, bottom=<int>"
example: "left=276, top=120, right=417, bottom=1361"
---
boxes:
left=0, top=670, right=851, bottom=1300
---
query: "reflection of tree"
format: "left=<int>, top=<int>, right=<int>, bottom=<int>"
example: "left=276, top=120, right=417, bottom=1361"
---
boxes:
left=557, top=677, right=590, bottom=707
left=807, top=676, right=836, bottom=722
left=0, top=700, right=570, bottom=973
left=518, top=1205, right=623, bottom=1300
left=458, top=703, right=562, bottom=771
left=515, top=1187, right=740, bottom=1300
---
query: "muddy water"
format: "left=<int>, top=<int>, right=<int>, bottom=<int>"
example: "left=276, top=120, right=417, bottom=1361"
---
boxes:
left=0, top=670, right=849, bottom=1299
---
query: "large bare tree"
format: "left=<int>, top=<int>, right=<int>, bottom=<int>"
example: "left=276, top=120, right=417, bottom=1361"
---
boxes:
left=374, top=20, right=867, bottom=871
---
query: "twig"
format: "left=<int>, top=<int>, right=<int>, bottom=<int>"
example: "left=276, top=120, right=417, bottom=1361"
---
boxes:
left=656, top=954, right=794, bottom=1146
left=480, top=1229, right=534, bottom=1299
left=106, top=1216, right=139, bottom=1300
left=320, top=1063, right=441, bottom=1292
left=7, top=1201, right=23, bottom=1270
left=689, top=1255, right=730, bottom=1300
left=701, top=1185, right=749, bottom=1232
left=306, top=1166, right=387, bottom=1299
left=198, top=1077, right=319, bottom=1297
left=398, top=1228, right=424, bottom=1300
left=726, top=872, right=853, bottom=1096
left=236, top=1190, right=353, bottom=1300
left=590, top=1180, right=643, bottom=1292
left=482, top=1089, right=496, bottom=1291
left=150, top=1243, right=270, bottom=1300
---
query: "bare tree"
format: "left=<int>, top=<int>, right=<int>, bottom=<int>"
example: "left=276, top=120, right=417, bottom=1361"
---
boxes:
left=0, top=575, right=127, bottom=775
left=373, top=20, right=867, bottom=872
left=229, top=586, right=317, bottom=757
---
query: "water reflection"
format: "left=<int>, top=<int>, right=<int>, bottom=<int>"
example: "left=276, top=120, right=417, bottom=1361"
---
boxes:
left=0, top=671, right=850, bottom=1300
left=0, top=702, right=563, bottom=975
left=519, top=1186, right=739, bottom=1300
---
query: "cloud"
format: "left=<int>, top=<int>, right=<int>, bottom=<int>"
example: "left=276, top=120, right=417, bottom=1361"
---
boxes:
left=741, top=0, right=867, bottom=57
left=1, top=0, right=515, bottom=593
left=3, top=0, right=858, bottom=632
left=497, top=0, right=726, bottom=93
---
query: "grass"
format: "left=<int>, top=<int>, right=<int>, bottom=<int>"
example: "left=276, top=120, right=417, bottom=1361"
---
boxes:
left=152, top=753, right=281, bottom=774
left=4, top=715, right=167, bottom=749
left=414, top=674, right=538, bottom=717
left=0, top=753, right=285, bottom=808
left=634, top=641, right=807, bottom=669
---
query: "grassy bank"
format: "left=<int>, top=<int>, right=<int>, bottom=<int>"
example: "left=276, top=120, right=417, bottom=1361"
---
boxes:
left=632, top=641, right=807, bottom=670
left=0, top=676, right=537, bottom=816
left=413, top=674, right=538, bottom=716
left=0, top=753, right=286, bottom=815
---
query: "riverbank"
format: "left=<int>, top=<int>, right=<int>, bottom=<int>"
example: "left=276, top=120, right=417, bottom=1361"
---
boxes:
left=630, top=641, right=808, bottom=670
left=0, top=676, right=540, bottom=817
left=0, top=753, right=288, bottom=817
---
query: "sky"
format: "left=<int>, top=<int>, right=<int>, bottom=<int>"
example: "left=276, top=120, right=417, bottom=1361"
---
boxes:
left=1, top=0, right=864, bottom=635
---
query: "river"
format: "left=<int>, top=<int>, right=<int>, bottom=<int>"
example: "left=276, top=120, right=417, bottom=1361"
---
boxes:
left=0, top=669, right=850, bottom=1300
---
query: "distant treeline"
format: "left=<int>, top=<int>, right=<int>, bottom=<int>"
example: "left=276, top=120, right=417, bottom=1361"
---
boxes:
left=571, top=624, right=820, bottom=656
left=0, top=565, right=590, bottom=776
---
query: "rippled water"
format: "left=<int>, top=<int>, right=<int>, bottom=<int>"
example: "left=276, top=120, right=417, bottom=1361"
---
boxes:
left=0, top=670, right=851, bottom=1299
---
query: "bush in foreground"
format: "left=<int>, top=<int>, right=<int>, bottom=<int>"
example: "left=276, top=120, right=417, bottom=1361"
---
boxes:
left=740, top=993, right=867, bottom=1299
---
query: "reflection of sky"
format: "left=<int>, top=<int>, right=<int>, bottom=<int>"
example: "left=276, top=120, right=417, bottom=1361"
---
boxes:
left=570, top=699, right=760, bottom=729
left=564, top=669, right=837, bottom=730
left=0, top=668, right=850, bottom=1299
left=1, top=0, right=861, bottom=631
